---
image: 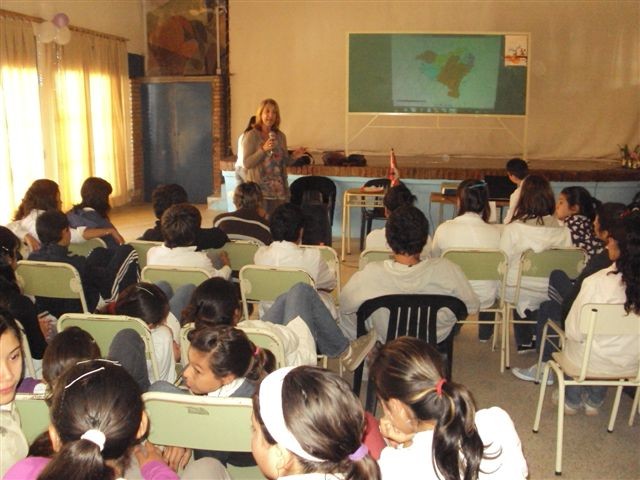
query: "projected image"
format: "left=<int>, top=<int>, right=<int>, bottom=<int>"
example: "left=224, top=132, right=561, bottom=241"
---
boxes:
left=391, top=35, right=501, bottom=112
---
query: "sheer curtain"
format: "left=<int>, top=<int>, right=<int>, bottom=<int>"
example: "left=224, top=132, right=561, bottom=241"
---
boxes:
left=0, top=12, right=131, bottom=223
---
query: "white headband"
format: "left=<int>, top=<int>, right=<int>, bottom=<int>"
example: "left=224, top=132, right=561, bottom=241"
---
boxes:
left=259, top=367, right=323, bottom=463
left=80, top=429, right=106, bottom=452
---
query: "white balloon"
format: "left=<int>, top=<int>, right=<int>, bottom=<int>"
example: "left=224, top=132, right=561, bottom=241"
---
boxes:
left=36, top=21, right=56, bottom=43
left=54, top=26, right=71, bottom=45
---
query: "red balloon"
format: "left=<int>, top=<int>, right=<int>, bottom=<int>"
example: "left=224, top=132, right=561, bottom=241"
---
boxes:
left=52, top=13, right=69, bottom=28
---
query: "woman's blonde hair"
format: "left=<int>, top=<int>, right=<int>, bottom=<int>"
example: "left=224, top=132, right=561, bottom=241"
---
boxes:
left=254, top=98, right=281, bottom=131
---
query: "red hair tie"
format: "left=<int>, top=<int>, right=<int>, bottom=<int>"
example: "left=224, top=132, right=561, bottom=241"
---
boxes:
left=254, top=347, right=261, bottom=357
left=435, top=378, right=447, bottom=397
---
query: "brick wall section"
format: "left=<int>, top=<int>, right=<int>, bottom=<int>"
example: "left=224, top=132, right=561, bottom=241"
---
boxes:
left=212, top=75, right=226, bottom=197
left=130, top=79, right=144, bottom=203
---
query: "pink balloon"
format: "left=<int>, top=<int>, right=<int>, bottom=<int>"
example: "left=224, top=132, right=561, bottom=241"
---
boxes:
left=52, top=13, right=69, bottom=28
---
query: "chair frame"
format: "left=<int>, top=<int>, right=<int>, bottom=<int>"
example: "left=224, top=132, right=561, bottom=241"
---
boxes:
left=532, top=303, right=640, bottom=475
left=16, top=260, right=89, bottom=313
left=442, top=248, right=509, bottom=372
left=206, top=239, right=260, bottom=274
left=238, top=265, right=315, bottom=320
left=358, top=248, right=394, bottom=270
left=15, top=393, right=50, bottom=444
left=504, top=247, right=587, bottom=369
left=141, top=265, right=211, bottom=291
left=57, top=313, right=160, bottom=381
left=127, top=240, right=162, bottom=270
left=353, top=294, right=468, bottom=412
left=359, top=178, right=390, bottom=251
left=68, top=237, right=107, bottom=257
left=289, top=175, right=337, bottom=226
left=300, top=244, right=341, bottom=300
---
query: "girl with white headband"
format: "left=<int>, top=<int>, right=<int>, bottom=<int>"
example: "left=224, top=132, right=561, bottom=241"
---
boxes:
left=3, top=360, right=182, bottom=480
left=371, top=337, right=528, bottom=480
left=251, top=366, right=381, bottom=480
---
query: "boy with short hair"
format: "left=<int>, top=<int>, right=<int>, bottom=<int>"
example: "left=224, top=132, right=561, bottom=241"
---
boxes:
left=503, top=157, right=529, bottom=224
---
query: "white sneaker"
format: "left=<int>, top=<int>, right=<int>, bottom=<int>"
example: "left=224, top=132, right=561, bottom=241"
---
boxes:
left=552, top=390, right=580, bottom=415
left=340, top=330, right=377, bottom=372
left=584, top=402, right=600, bottom=417
left=512, top=363, right=554, bottom=385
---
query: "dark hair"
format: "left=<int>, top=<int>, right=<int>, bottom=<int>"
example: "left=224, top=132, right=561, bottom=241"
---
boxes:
left=36, top=210, right=70, bottom=245
left=161, top=203, right=201, bottom=248
left=244, top=115, right=256, bottom=133
left=383, top=184, right=416, bottom=212
left=72, top=177, right=113, bottom=219
left=0, top=308, right=22, bottom=350
left=560, top=186, right=600, bottom=221
left=112, top=283, right=169, bottom=327
left=505, top=158, right=528, bottom=180
left=182, top=277, right=239, bottom=328
left=0, top=226, right=20, bottom=292
left=609, top=211, right=640, bottom=315
left=43, top=327, right=101, bottom=387
left=385, top=206, right=429, bottom=256
left=512, top=175, right=555, bottom=224
left=372, top=337, right=484, bottom=480
left=151, top=184, right=188, bottom=219
left=252, top=366, right=381, bottom=480
left=14, top=179, right=60, bottom=221
left=38, top=361, right=144, bottom=480
left=270, top=203, right=304, bottom=242
left=233, top=182, right=264, bottom=210
left=187, top=325, right=274, bottom=382
left=596, top=203, right=626, bottom=235
left=457, top=179, right=490, bottom=222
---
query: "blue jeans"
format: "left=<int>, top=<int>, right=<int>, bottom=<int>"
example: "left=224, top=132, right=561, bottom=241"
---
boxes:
left=565, top=385, right=607, bottom=409
left=263, top=283, right=349, bottom=357
left=156, top=281, right=196, bottom=320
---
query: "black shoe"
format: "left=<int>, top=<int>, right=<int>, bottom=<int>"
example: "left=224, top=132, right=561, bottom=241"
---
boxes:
left=517, top=340, right=536, bottom=354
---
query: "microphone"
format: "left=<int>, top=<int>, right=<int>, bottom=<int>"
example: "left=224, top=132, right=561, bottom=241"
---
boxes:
left=268, top=131, right=276, bottom=156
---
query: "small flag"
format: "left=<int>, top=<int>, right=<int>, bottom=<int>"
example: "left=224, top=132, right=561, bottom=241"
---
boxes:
left=388, top=148, right=400, bottom=186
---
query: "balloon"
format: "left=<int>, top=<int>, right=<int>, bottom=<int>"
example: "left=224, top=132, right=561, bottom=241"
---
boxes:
left=54, top=26, right=71, bottom=45
left=52, top=13, right=69, bottom=28
left=36, top=21, right=56, bottom=43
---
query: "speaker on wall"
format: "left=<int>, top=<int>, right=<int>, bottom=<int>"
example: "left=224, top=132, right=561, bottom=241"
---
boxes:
left=128, top=54, right=145, bottom=78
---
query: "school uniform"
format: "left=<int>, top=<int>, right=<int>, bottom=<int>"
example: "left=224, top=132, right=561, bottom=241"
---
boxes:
left=0, top=402, right=28, bottom=478
left=146, top=245, right=231, bottom=280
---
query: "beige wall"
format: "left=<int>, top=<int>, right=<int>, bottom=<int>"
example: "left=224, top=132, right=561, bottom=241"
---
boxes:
left=2, top=0, right=146, bottom=54
left=229, top=0, right=639, bottom=160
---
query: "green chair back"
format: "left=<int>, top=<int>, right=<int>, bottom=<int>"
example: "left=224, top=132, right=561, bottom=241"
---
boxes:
left=237, top=324, right=287, bottom=369
left=442, top=249, right=508, bottom=281
left=239, top=265, right=315, bottom=320
left=15, top=393, right=50, bottom=444
left=16, top=260, right=89, bottom=312
left=520, top=247, right=587, bottom=279
left=207, top=240, right=260, bottom=272
left=300, top=244, right=341, bottom=299
left=68, top=237, right=107, bottom=257
left=128, top=240, right=162, bottom=269
left=358, top=249, right=393, bottom=270
left=141, top=265, right=210, bottom=291
left=57, top=313, right=160, bottom=381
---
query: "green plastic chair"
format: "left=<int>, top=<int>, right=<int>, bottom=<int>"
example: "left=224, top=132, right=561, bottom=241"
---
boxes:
left=239, top=265, right=315, bottom=320
left=504, top=247, right=587, bottom=369
left=206, top=240, right=260, bottom=273
left=57, top=313, right=160, bottom=381
left=68, top=237, right=107, bottom=257
left=358, top=248, right=393, bottom=270
left=142, top=392, right=262, bottom=480
left=16, top=260, right=89, bottom=313
left=300, top=244, right=341, bottom=300
left=442, top=248, right=509, bottom=372
left=128, top=240, right=162, bottom=270
left=15, top=393, right=50, bottom=444
left=141, top=265, right=210, bottom=291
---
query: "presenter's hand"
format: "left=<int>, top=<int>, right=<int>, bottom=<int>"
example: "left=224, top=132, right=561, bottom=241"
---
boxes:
left=262, top=138, right=275, bottom=152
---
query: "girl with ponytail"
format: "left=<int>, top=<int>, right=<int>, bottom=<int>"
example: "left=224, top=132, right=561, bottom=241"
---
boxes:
left=4, top=360, right=178, bottom=480
left=372, top=337, right=528, bottom=479
left=251, top=366, right=381, bottom=480
left=555, top=186, right=603, bottom=260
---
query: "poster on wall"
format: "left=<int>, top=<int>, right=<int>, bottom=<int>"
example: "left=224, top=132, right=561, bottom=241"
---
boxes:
left=144, top=0, right=224, bottom=76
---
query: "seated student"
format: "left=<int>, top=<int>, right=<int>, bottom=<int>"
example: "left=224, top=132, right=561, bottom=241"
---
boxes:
left=150, top=325, right=274, bottom=469
left=28, top=210, right=139, bottom=316
left=0, top=311, right=28, bottom=478
left=339, top=205, right=479, bottom=343
left=213, top=182, right=272, bottom=245
left=503, top=157, right=529, bottom=224
left=555, top=186, right=603, bottom=260
left=182, top=277, right=376, bottom=371
left=253, top=203, right=337, bottom=316
left=147, top=204, right=231, bottom=280
left=0, top=227, right=47, bottom=362
left=372, top=337, right=528, bottom=479
left=106, top=283, right=179, bottom=388
left=365, top=184, right=416, bottom=249
left=7, top=179, right=124, bottom=253
left=66, top=177, right=125, bottom=249
left=512, top=202, right=626, bottom=384
left=252, top=366, right=381, bottom=480
left=430, top=179, right=501, bottom=342
left=234, top=115, right=256, bottom=183
left=139, top=184, right=228, bottom=250
left=515, top=211, right=640, bottom=415
left=500, top=175, right=572, bottom=352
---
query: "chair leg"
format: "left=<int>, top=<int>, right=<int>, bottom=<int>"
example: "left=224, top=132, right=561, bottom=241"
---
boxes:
left=555, top=376, right=566, bottom=476
left=500, top=309, right=507, bottom=373
left=504, top=308, right=512, bottom=370
left=352, top=362, right=364, bottom=398
left=533, top=362, right=551, bottom=432
left=359, top=214, right=366, bottom=251
left=608, top=385, right=623, bottom=432
left=535, top=322, right=549, bottom=383
left=629, top=386, right=640, bottom=427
